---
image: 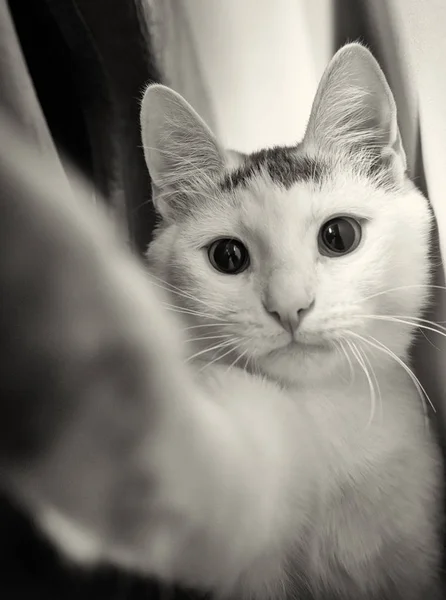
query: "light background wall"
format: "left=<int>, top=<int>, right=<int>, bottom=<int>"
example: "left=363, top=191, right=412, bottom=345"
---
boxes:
left=146, top=0, right=334, bottom=150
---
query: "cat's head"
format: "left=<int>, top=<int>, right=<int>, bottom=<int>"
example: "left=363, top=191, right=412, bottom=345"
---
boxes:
left=140, top=43, right=432, bottom=383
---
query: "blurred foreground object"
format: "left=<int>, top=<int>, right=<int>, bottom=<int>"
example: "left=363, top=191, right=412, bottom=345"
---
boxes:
left=0, top=106, right=185, bottom=598
left=0, top=2, right=165, bottom=598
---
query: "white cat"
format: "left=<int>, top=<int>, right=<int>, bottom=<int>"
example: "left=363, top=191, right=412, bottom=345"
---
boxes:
left=139, top=43, right=443, bottom=599
left=4, top=44, right=442, bottom=600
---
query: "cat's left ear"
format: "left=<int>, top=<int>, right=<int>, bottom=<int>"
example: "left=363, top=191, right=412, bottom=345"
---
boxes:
left=140, top=84, right=225, bottom=216
left=303, top=43, right=406, bottom=176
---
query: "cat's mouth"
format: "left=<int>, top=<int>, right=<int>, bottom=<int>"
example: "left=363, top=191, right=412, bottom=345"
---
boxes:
left=289, top=338, right=331, bottom=352
left=267, top=334, right=333, bottom=355
left=286, top=328, right=334, bottom=351
left=264, top=337, right=333, bottom=365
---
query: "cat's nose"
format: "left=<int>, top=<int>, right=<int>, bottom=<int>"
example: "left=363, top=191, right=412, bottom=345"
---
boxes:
left=263, top=295, right=315, bottom=335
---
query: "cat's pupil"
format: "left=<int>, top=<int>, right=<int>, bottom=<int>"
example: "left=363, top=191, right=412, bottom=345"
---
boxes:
left=325, top=223, right=347, bottom=251
left=208, top=239, right=249, bottom=274
left=319, top=217, right=361, bottom=256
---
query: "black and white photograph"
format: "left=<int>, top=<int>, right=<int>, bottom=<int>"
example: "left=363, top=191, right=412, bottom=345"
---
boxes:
left=0, top=1, right=445, bottom=598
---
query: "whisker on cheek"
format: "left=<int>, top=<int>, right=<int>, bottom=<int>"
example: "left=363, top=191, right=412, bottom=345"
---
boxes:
left=198, top=340, right=245, bottom=374
left=344, top=330, right=435, bottom=421
left=163, top=303, right=227, bottom=322
left=225, top=348, right=250, bottom=373
left=357, top=283, right=446, bottom=304
left=358, top=314, right=446, bottom=340
left=185, top=334, right=234, bottom=344
left=148, top=272, right=229, bottom=316
left=336, top=340, right=355, bottom=384
left=345, top=340, right=377, bottom=429
left=186, top=337, right=242, bottom=363
left=182, top=323, right=228, bottom=331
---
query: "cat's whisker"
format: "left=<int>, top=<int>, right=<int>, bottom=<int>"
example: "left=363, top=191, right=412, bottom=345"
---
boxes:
left=332, top=341, right=347, bottom=380
left=132, top=196, right=153, bottom=212
left=345, top=339, right=377, bottom=429
left=182, top=323, right=228, bottom=332
left=368, top=337, right=433, bottom=422
left=356, top=342, right=383, bottom=424
left=345, top=330, right=435, bottom=420
left=186, top=338, right=241, bottom=363
left=337, top=340, right=355, bottom=384
left=147, top=271, right=196, bottom=297
left=359, top=314, right=446, bottom=340
left=359, top=314, right=444, bottom=351
left=392, top=314, right=446, bottom=334
left=198, top=341, right=244, bottom=374
left=416, top=328, right=442, bottom=352
left=150, top=276, right=234, bottom=322
left=225, top=348, right=249, bottom=373
left=358, top=284, right=446, bottom=304
left=332, top=340, right=341, bottom=365
left=163, top=303, right=226, bottom=322
left=352, top=341, right=378, bottom=428
left=149, top=273, right=222, bottom=313
left=253, top=356, right=262, bottom=377
left=148, top=276, right=198, bottom=304
left=163, top=305, right=219, bottom=320
left=362, top=348, right=384, bottom=421
left=185, top=334, right=234, bottom=344
left=243, top=351, right=259, bottom=377
left=361, top=313, right=446, bottom=333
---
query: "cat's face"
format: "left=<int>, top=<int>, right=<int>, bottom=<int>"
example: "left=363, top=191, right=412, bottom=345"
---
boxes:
left=141, top=44, right=432, bottom=382
left=147, top=157, right=430, bottom=382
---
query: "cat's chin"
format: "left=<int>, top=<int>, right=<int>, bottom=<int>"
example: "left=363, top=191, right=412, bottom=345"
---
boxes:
left=288, top=338, right=332, bottom=352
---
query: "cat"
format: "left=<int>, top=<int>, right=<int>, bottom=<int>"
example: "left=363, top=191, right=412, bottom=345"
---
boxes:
left=0, top=43, right=442, bottom=600
left=140, top=42, right=443, bottom=599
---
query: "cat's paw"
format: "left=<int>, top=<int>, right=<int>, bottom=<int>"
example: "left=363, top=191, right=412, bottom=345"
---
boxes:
left=0, top=115, right=188, bottom=560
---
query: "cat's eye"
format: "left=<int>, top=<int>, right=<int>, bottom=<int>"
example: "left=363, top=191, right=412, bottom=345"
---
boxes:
left=318, top=217, right=362, bottom=257
left=208, top=238, right=250, bottom=274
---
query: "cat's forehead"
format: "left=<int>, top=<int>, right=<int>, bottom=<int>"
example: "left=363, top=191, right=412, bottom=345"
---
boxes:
left=220, top=159, right=380, bottom=229
left=181, top=166, right=384, bottom=264
left=179, top=147, right=396, bottom=251
left=220, top=145, right=325, bottom=192
left=219, top=146, right=386, bottom=218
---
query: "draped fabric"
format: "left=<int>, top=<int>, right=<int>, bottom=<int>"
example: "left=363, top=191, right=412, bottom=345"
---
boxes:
left=0, top=0, right=445, bottom=597
left=3, top=0, right=159, bottom=253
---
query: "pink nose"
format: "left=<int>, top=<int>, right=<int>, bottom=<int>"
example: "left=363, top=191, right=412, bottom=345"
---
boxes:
left=263, top=297, right=315, bottom=334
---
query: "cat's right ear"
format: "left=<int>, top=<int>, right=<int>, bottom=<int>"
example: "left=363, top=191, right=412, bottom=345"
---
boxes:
left=303, top=43, right=406, bottom=178
left=140, top=84, right=225, bottom=218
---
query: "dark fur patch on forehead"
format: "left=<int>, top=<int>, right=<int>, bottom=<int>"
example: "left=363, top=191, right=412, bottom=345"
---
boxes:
left=220, top=146, right=326, bottom=191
